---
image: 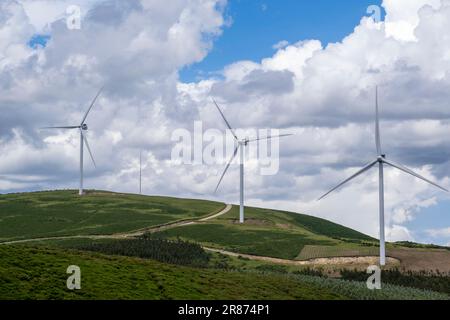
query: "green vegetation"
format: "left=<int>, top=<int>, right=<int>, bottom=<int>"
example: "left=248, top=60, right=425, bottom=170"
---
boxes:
left=153, top=206, right=376, bottom=260
left=297, top=245, right=380, bottom=260
left=76, top=238, right=210, bottom=268
left=1, top=190, right=449, bottom=300
left=284, top=273, right=448, bottom=300
left=1, top=245, right=447, bottom=300
left=0, top=245, right=346, bottom=300
left=218, top=206, right=375, bottom=242
left=340, top=268, right=450, bottom=295
left=394, top=241, right=450, bottom=251
left=152, top=223, right=334, bottom=259
left=0, top=190, right=224, bottom=242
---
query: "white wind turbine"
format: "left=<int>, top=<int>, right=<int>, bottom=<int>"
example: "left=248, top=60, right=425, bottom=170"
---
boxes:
left=213, top=99, right=293, bottom=223
left=42, top=88, right=103, bottom=196
left=318, top=87, right=448, bottom=266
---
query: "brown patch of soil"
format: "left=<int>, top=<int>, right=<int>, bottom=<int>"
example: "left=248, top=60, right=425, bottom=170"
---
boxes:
left=388, top=248, right=450, bottom=272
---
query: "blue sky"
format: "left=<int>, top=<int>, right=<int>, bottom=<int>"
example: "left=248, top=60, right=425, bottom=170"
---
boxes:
left=180, top=0, right=384, bottom=82
left=180, top=0, right=449, bottom=245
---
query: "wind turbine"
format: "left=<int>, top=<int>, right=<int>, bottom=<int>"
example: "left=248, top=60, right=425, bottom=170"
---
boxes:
left=42, top=88, right=103, bottom=196
left=318, top=87, right=448, bottom=266
left=212, top=99, right=293, bottom=223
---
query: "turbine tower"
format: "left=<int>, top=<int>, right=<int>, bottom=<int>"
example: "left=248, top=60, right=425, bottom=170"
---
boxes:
left=318, top=87, right=448, bottom=266
left=42, top=88, right=103, bottom=196
left=213, top=99, right=292, bottom=223
left=139, top=149, right=142, bottom=195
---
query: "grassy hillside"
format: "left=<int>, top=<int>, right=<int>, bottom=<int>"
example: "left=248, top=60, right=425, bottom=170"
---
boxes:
left=0, top=190, right=224, bottom=242
left=0, top=190, right=449, bottom=300
left=0, top=245, right=447, bottom=300
left=1, top=190, right=449, bottom=270
left=153, top=206, right=377, bottom=260
left=218, top=206, right=374, bottom=241
left=0, top=245, right=345, bottom=300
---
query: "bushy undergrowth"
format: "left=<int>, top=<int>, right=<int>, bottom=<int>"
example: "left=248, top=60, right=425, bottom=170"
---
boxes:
left=340, top=268, right=450, bottom=295
left=77, top=238, right=210, bottom=268
left=287, top=273, right=449, bottom=300
left=292, top=267, right=326, bottom=278
left=394, top=241, right=450, bottom=251
left=255, top=264, right=289, bottom=274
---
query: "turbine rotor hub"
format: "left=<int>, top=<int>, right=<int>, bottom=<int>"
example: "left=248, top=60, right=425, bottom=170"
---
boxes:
left=81, top=124, right=88, bottom=130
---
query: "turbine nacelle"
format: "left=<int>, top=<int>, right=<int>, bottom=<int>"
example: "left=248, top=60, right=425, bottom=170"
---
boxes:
left=81, top=124, right=88, bottom=130
left=240, top=138, right=249, bottom=146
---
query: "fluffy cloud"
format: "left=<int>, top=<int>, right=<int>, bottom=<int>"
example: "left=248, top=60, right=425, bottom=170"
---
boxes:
left=383, top=0, right=442, bottom=41
left=426, top=227, right=450, bottom=237
left=180, top=0, right=450, bottom=242
left=1, top=0, right=450, bottom=245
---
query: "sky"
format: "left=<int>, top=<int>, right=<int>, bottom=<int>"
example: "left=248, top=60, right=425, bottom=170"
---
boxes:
left=181, top=0, right=385, bottom=82
left=1, top=0, right=450, bottom=246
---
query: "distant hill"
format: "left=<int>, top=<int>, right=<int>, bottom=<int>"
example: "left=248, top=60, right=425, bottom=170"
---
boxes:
left=1, top=190, right=449, bottom=300
left=1, top=190, right=450, bottom=269
left=0, top=190, right=225, bottom=242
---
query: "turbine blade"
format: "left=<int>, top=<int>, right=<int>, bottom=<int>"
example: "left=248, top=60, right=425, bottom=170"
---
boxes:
left=81, top=87, right=103, bottom=125
left=248, top=133, right=294, bottom=143
left=375, top=86, right=382, bottom=156
left=318, top=160, right=378, bottom=201
left=383, top=159, right=448, bottom=192
left=40, top=126, right=80, bottom=130
left=212, top=98, right=238, bottom=141
left=81, top=130, right=96, bottom=168
left=215, top=145, right=240, bottom=193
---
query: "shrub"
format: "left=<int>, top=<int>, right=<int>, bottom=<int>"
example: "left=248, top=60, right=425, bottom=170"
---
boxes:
left=77, top=238, right=210, bottom=268
left=340, top=268, right=450, bottom=294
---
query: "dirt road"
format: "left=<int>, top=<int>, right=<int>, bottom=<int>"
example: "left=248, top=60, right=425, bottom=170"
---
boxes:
left=204, top=247, right=401, bottom=267
left=0, top=203, right=233, bottom=245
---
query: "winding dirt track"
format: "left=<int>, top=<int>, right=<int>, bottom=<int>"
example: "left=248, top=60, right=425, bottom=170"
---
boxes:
left=0, top=204, right=233, bottom=245
left=0, top=203, right=401, bottom=267
left=204, top=247, right=400, bottom=266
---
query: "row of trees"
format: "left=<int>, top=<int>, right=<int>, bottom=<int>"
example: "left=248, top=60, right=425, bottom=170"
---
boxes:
left=78, top=237, right=210, bottom=268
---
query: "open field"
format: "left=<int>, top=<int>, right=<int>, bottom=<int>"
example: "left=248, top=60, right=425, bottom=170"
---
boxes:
left=152, top=205, right=450, bottom=273
left=298, top=245, right=380, bottom=260
left=0, top=190, right=224, bottom=242
left=0, top=245, right=447, bottom=300
left=152, top=206, right=380, bottom=260
left=388, top=248, right=450, bottom=273
left=0, top=245, right=345, bottom=300
left=216, top=206, right=375, bottom=242
left=1, top=190, right=449, bottom=299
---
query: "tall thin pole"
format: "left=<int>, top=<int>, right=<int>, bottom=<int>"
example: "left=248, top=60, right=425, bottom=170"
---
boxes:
left=79, top=131, right=84, bottom=196
left=139, top=150, right=142, bottom=195
left=378, top=161, right=386, bottom=266
left=239, top=143, right=244, bottom=223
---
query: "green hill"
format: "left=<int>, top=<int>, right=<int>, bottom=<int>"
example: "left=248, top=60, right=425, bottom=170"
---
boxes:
left=0, top=190, right=224, bottom=242
left=1, top=190, right=449, bottom=300
left=0, top=245, right=447, bottom=300
left=0, top=245, right=344, bottom=300
left=153, top=206, right=377, bottom=260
